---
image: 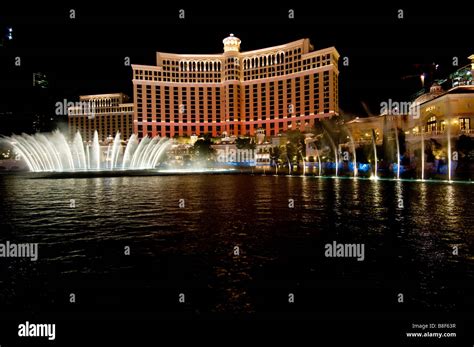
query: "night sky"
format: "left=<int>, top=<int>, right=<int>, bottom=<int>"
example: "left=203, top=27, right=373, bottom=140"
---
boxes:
left=0, top=3, right=473, bottom=134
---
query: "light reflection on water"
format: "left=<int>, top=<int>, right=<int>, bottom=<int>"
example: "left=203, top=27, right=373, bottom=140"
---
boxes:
left=0, top=175, right=472, bottom=315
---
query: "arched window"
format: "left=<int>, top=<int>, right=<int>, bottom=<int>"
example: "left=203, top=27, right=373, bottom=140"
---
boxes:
left=278, top=51, right=285, bottom=64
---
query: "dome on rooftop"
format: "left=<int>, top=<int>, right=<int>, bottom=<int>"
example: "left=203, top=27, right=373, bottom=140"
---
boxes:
left=223, top=34, right=241, bottom=52
left=413, top=83, right=444, bottom=106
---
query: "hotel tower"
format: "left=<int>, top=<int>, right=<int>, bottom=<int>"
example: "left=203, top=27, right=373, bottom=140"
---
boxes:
left=132, top=35, right=339, bottom=138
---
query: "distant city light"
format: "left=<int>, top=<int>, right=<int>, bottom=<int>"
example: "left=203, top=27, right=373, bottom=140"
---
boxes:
left=8, top=27, right=12, bottom=32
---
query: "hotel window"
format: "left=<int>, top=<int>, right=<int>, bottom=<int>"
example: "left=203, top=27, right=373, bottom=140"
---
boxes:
left=459, top=118, right=471, bottom=130
left=427, top=116, right=436, bottom=132
left=440, top=120, right=446, bottom=132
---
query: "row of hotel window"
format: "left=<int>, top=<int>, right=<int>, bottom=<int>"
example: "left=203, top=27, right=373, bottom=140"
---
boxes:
left=137, top=120, right=314, bottom=136
left=158, top=47, right=304, bottom=73
left=159, top=50, right=332, bottom=72
left=135, top=75, right=330, bottom=98
left=136, top=103, right=333, bottom=122
left=135, top=64, right=332, bottom=83
left=135, top=72, right=332, bottom=92
left=137, top=105, right=330, bottom=123
left=70, top=126, right=133, bottom=132
left=70, top=127, right=133, bottom=141
left=69, top=109, right=133, bottom=115
left=70, top=115, right=132, bottom=123
left=424, top=117, right=471, bottom=131
left=136, top=54, right=335, bottom=82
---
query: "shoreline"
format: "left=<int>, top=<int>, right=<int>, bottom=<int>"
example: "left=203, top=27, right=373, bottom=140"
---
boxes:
left=0, top=169, right=472, bottom=184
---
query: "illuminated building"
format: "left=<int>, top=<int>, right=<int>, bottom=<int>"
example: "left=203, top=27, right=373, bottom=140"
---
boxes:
left=406, top=84, right=474, bottom=141
left=68, top=93, right=134, bottom=142
left=405, top=54, right=474, bottom=140
left=132, top=35, right=339, bottom=138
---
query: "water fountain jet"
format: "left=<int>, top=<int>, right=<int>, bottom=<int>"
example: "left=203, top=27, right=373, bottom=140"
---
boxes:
left=3, top=130, right=170, bottom=173
left=394, top=128, right=400, bottom=180
left=371, top=129, right=378, bottom=180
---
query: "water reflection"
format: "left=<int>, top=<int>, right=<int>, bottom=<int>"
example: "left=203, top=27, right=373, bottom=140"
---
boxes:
left=418, top=182, right=427, bottom=212
left=0, top=175, right=472, bottom=315
left=394, top=180, right=404, bottom=222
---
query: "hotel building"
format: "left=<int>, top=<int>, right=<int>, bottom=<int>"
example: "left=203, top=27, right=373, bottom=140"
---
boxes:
left=396, top=54, right=474, bottom=144
left=68, top=93, right=134, bottom=142
left=344, top=85, right=474, bottom=147
left=345, top=53, right=474, bottom=147
left=405, top=84, right=474, bottom=141
left=132, top=35, right=339, bottom=138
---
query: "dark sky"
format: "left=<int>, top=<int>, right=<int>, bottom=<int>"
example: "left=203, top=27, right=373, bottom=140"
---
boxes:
left=0, top=3, right=473, bottom=133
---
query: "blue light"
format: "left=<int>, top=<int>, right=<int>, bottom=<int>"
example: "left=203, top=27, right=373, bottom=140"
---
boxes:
left=392, top=164, right=405, bottom=174
left=358, top=163, right=371, bottom=172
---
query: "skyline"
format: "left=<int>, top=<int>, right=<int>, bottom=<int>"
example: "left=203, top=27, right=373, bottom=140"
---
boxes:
left=1, top=4, right=473, bottom=136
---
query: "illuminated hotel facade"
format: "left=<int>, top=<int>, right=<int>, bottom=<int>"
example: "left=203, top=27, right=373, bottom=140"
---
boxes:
left=132, top=35, right=339, bottom=138
left=68, top=93, right=134, bottom=142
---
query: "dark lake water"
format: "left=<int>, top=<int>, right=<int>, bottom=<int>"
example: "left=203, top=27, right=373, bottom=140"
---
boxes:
left=0, top=175, right=473, bottom=325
